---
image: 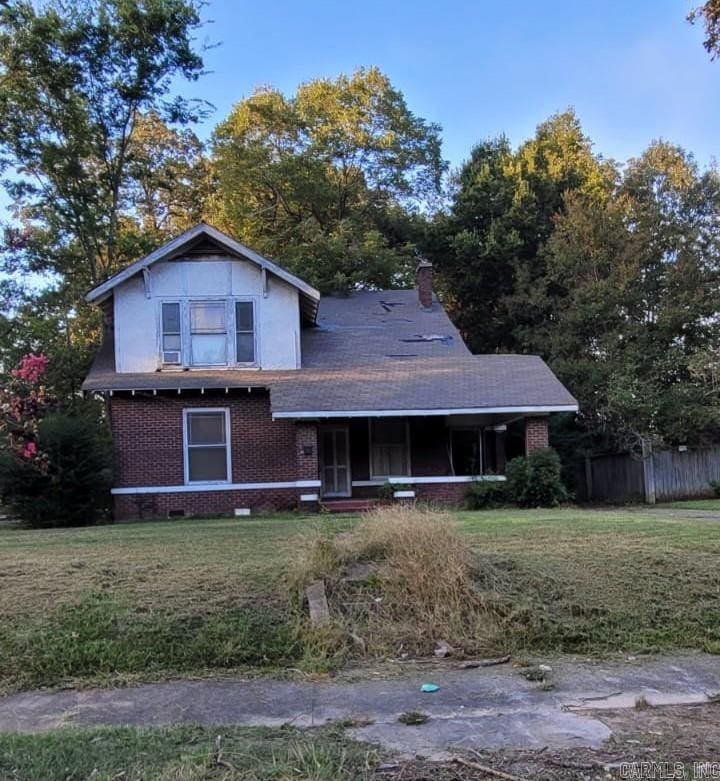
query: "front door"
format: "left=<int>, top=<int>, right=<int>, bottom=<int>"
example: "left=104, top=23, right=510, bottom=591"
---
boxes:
left=320, top=425, right=351, bottom=497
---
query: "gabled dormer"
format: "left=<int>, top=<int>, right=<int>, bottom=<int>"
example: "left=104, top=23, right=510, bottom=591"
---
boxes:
left=85, top=224, right=320, bottom=373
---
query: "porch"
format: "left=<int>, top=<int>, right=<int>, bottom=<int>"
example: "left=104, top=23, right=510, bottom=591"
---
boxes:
left=316, top=414, right=549, bottom=503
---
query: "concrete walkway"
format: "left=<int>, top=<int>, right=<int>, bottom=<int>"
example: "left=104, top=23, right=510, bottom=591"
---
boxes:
left=1, top=654, right=718, bottom=759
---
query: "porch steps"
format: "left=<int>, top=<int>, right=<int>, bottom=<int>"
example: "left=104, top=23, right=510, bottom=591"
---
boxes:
left=319, top=499, right=378, bottom=514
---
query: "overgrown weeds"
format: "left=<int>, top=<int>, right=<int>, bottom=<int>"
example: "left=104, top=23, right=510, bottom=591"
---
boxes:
left=0, top=593, right=303, bottom=691
left=290, top=505, right=510, bottom=659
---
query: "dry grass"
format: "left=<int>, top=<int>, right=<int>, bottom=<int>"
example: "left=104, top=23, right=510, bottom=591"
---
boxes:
left=0, top=516, right=307, bottom=622
left=292, top=506, right=508, bottom=657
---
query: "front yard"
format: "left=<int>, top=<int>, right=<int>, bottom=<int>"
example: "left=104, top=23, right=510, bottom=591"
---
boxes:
left=1, top=505, right=720, bottom=692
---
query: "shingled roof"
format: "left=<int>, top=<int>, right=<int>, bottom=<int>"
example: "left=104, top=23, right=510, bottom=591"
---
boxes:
left=302, top=289, right=470, bottom=367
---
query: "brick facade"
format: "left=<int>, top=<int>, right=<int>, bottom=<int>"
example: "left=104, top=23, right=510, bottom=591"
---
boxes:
left=110, top=395, right=547, bottom=519
left=109, top=390, right=318, bottom=520
left=524, top=416, right=549, bottom=454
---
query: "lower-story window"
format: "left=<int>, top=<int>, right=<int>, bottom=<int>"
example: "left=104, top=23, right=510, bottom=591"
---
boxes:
left=183, top=408, right=231, bottom=484
left=370, top=418, right=410, bottom=478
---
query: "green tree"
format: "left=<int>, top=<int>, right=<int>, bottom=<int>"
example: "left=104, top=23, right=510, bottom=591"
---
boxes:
left=210, top=67, right=445, bottom=292
left=689, top=1, right=720, bottom=59
left=430, top=110, right=616, bottom=353
left=546, top=143, right=720, bottom=450
left=0, top=0, right=207, bottom=397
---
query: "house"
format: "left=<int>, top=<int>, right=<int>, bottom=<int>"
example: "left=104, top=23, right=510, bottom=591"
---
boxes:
left=82, top=224, right=578, bottom=519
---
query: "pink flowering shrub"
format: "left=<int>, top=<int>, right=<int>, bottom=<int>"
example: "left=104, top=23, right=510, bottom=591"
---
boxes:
left=0, top=355, right=112, bottom=527
left=0, top=353, right=54, bottom=473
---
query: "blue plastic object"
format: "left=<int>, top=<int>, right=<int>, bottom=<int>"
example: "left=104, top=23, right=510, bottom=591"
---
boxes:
left=420, top=683, right=440, bottom=693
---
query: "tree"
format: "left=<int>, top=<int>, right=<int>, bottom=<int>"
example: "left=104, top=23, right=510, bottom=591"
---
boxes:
left=689, top=1, right=720, bottom=59
left=210, top=67, right=445, bottom=292
left=545, top=143, right=720, bottom=450
left=0, top=353, right=112, bottom=527
left=430, top=110, right=616, bottom=353
left=0, top=0, right=208, bottom=397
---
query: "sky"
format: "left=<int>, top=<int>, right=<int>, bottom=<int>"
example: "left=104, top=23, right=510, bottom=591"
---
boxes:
left=187, top=0, right=718, bottom=170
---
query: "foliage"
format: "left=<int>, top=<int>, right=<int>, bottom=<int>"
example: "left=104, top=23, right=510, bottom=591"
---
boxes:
left=0, top=407, right=113, bottom=527
left=465, top=480, right=509, bottom=510
left=428, top=110, right=615, bottom=353
left=545, top=143, right=720, bottom=450
left=689, top=1, right=720, bottom=59
left=210, top=67, right=445, bottom=292
left=0, top=724, right=377, bottom=781
left=0, top=0, right=208, bottom=399
left=293, top=506, right=508, bottom=657
left=0, top=352, right=111, bottom=526
left=0, top=593, right=301, bottom=690
left=505, top=449, right=569, bottom=507
left=710, top=479, right=720, bottom=497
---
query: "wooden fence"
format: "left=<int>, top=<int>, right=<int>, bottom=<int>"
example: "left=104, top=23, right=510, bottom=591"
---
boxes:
left=585, top=445, right=720, bottom=504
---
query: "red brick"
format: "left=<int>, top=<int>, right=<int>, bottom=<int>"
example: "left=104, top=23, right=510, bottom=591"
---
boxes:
left=524, top=416, right=549, bottom=454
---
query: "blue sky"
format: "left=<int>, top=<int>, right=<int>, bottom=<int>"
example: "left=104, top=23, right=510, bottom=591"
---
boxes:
left=189, top=0, right=718, bottom=169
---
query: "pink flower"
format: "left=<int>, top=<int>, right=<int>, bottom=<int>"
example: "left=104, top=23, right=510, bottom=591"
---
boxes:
left=11, top=354, right=49, bottom=384
left=21, top=442, right=37, bottom=459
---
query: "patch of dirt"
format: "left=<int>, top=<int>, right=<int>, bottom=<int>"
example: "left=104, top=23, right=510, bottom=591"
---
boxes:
left=377, top=703, right=720, bottom=779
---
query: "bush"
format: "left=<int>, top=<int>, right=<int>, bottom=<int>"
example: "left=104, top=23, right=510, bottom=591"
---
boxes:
left=710, top=479, right=720, bottom=498
left=0, top=410, right=113, bottom=527
left=466, top=480, right=509, bottom=510
left=505, top=448, right=569, bottom=507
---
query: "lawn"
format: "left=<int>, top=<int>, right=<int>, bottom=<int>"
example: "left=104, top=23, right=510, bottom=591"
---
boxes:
left=1, top=506, right=720, bottom=692
left=0, top=724, right=377, bottom=781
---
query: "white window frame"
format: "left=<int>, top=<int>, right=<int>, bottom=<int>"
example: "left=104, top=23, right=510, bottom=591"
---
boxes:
left=369, top=418, right=411, bottom=479
left=188, top=297, right=229, bottom=368
left=183, top=407, right=232, bottom=485
left=233, top=298, right=258, bottom=366
left=157, top=297, right=260, bottom=369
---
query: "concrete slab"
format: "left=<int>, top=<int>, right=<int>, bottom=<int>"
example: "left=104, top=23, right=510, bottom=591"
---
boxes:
left=0, top=653, right=717, bottom=758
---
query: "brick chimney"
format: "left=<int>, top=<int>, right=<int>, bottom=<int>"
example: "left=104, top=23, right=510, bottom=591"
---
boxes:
left=416, top=260, right=433, bottom=310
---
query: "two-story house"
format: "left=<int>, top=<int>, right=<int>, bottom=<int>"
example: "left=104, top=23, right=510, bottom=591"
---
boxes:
left=82, top=224, right=578, bottom=519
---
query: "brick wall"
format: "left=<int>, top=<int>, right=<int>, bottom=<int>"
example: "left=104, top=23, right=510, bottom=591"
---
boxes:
left=524, top=416, right=549, bottom=454
left=109, top=390, right=318, bottom=519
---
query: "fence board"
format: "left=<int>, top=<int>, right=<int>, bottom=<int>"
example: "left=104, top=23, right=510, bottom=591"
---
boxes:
left=587, top=453, right=644, bottom=503
left=587, top=446, right=720, bottom=503
left=652, top=447, right=720, bottom=501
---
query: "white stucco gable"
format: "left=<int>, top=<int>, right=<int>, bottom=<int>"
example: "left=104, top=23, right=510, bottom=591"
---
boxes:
left=86, top=225, right=319, bottom=374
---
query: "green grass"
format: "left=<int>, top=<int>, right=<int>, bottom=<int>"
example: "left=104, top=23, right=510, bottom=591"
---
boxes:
left=2, top=506, right=720, bottom=691
left=663, top=499, right=720, bottom=510
left=0, top=724, right=377, bottom=781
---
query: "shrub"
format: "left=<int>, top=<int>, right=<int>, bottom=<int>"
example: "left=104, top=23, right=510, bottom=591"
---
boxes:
left=0, top=410, right=113, bottom=527
left=466, top=480, right=509, bottom=510
left=505, top=448, right=569, bottom=508
left=709, top=479, right=720, bottom=498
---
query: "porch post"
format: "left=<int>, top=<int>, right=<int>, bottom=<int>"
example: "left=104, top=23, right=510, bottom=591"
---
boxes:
left=524, top=416, right=549, bottom=455
left=493, top=425, right=507, bottom=473
left=295, top=422, right=319, bottom=482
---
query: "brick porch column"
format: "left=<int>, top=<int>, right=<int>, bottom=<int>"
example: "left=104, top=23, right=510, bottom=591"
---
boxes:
left=525, top=416, right=549, bottom=454
left=295, top=422, right=319, bottom=481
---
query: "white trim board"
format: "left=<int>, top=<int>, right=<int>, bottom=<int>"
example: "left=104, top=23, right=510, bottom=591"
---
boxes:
left=351, top=475, right=507, bottom=486
left=273, top=405, right=578, bottom=420
left=86, top=223, right=320, bottom=310
left=112, top=480, right=322, bottom=495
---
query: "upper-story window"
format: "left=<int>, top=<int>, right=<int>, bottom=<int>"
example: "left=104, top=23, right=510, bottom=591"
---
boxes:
left=235, top=301, right=255, bottom=364
left=161, top=303, right=182, bottom=365
left=190, top=301, right=227, bottom=366
left=160, top=299, right=257, bottom=369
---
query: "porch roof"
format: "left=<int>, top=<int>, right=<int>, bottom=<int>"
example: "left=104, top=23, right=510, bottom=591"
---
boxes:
left=267, top=355, right=577, bottom=418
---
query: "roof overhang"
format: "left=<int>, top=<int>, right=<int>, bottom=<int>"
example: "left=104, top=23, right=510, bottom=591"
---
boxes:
left=85, top=223, right=320, bottom=324
left=272, top=404, right=579, bottom=420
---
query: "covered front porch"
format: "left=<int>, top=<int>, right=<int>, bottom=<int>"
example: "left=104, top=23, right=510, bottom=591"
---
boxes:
left=316, top=413, right=549, bottom=503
